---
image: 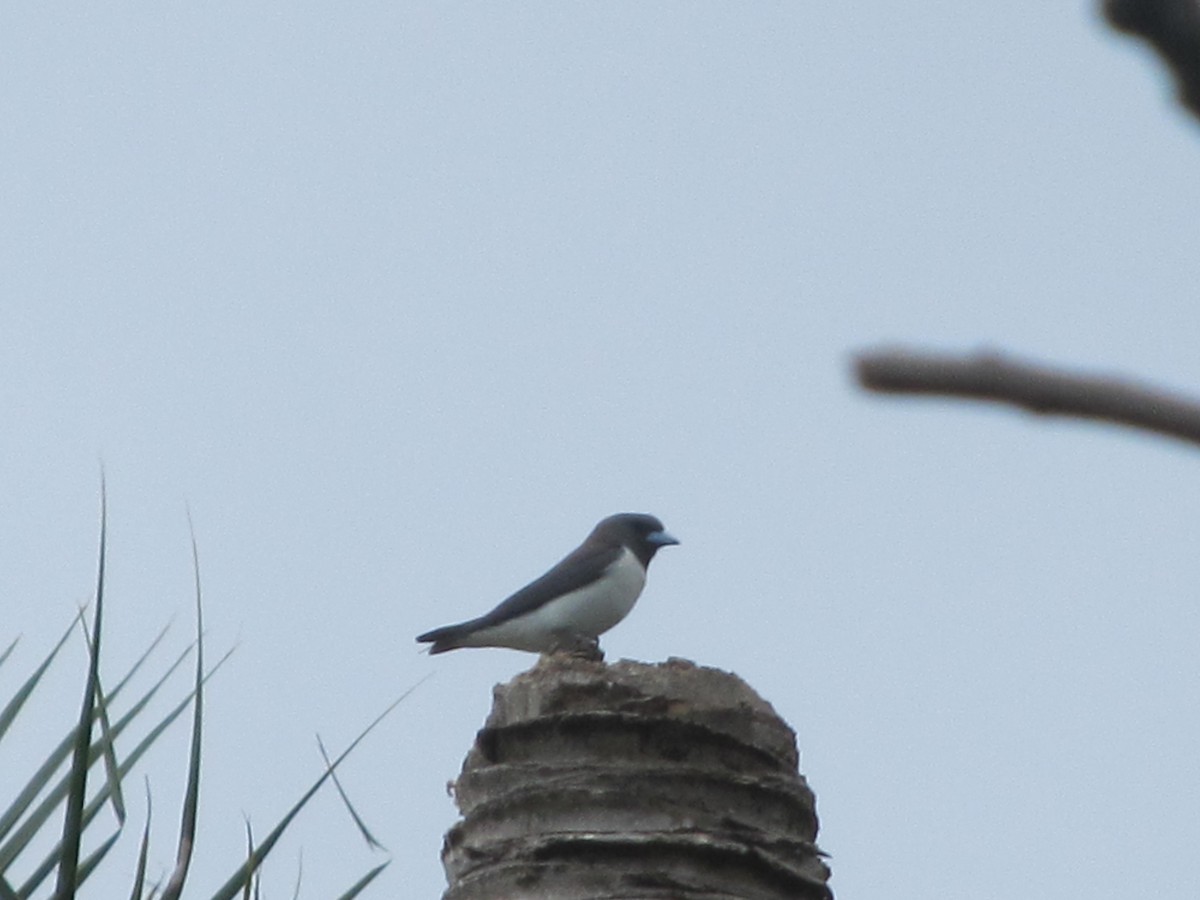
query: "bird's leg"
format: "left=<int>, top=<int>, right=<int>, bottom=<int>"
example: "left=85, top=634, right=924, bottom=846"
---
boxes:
left=546, top=631, right=604, bottom=662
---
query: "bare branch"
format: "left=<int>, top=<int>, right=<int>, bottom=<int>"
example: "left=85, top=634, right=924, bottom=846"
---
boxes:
left=855, top=347, right=1200, bottom=448
left=1104, top=0, right=1200, bottom=122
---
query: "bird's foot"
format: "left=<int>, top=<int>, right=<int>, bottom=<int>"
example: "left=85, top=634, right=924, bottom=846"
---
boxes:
left=544, top=632, right=604, bottom=662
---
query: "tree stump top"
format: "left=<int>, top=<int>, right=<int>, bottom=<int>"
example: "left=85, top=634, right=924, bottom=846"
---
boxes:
left=440, top=656, right=832, bottom=900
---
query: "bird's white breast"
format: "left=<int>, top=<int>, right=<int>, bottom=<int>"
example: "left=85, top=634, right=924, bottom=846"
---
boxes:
left=465, top=547, right=646, bottom=652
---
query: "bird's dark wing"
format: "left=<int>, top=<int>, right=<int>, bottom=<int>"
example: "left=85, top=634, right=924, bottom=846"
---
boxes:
left=415, top=539, right=623, bottom=651
left=473, top=540, right=622, bottom=628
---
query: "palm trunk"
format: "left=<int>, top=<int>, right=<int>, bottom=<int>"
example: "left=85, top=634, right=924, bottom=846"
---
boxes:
left=439, top=656, right=831, bottom=899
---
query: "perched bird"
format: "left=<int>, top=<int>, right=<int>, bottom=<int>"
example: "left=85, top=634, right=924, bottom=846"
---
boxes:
left=416, top=513, right=678, bottom=655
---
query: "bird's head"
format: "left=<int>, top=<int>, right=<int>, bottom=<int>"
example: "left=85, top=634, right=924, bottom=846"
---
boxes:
left=593, top=512, right=679, bottom=566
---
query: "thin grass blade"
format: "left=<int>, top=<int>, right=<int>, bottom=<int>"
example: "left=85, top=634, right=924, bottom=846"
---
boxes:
left=316, top=735, right=386, bottom=851
left=0, top=610, right=85, bottom=744
left=79, top=614, right=126, bottom=824
left=0, top=641, right=194, bottom=856
left=0, top=635, right=19, bottom=671
left=128, top=779, right=152, bottom=900
left=161, top=516, right=205, bottom=900
left=240, top=818, right=254, bottom=900
left=53, top=476, right=106, bottom=900
left=106, top=620, right=175, bottom=711
left=70, top=826, right=122, bottom=888
left=206, top=675, right=431, bottom=900
left=12, top=647, right=235, bottom=898
left=290, top=848, right=302, bottom=900
left=333, top=861, right=390, bottom=900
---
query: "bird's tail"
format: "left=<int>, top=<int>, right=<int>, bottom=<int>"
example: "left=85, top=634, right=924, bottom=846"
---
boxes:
left=416, top=624, right=468, bottom=654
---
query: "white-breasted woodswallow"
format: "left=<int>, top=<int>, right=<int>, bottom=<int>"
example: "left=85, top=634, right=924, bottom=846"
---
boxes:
left=416, top=513, right=678, bottom=654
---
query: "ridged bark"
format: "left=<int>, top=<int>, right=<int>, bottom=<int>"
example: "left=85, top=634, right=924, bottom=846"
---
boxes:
left=440, top=656, right=831, bottom=899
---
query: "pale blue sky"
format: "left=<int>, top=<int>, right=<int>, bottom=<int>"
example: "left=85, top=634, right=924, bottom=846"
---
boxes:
left=4, top=4, right=1200, bottom=898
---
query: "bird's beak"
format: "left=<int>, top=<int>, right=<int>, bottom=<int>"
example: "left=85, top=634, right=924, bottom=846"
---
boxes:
left=647, top=530, right=680, bottom=547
